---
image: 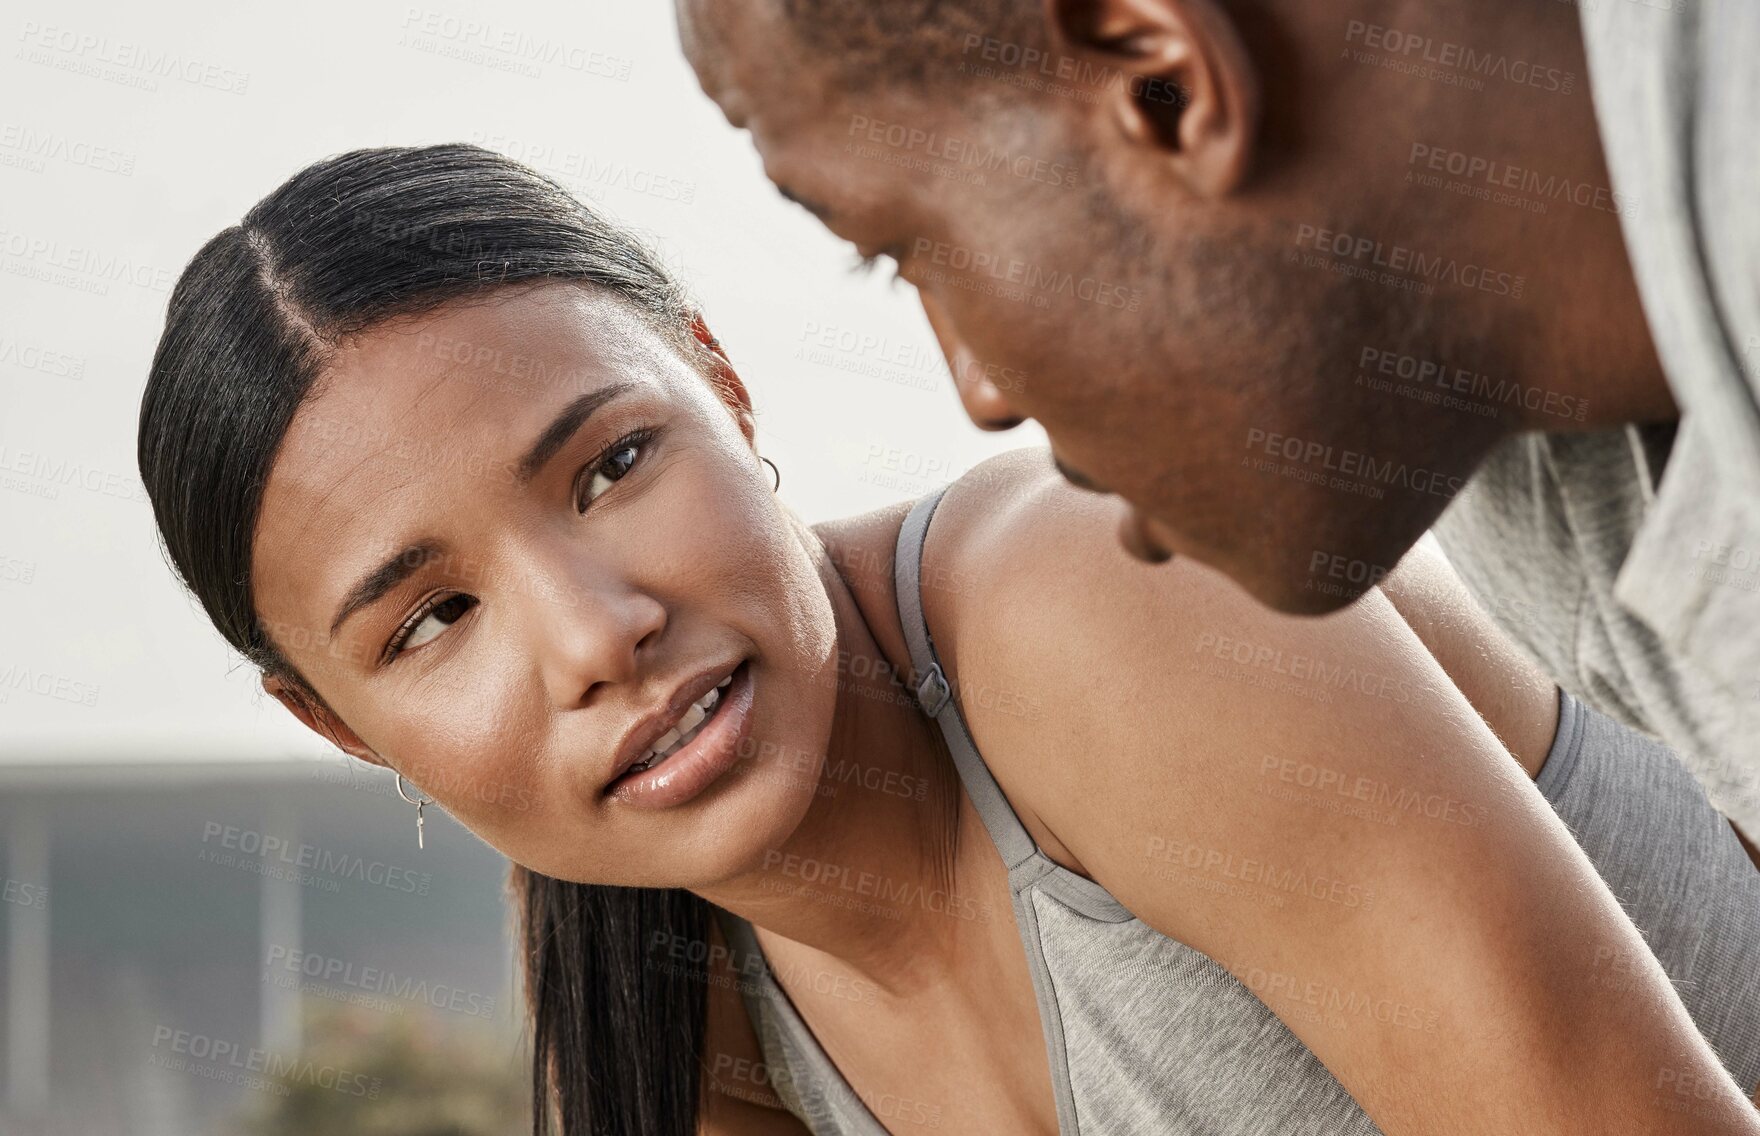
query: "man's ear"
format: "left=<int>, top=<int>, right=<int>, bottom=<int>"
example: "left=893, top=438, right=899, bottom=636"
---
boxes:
left=262, top=673, right=385, bottom=767
left=688, top=313, right=757, bottom=444
left=1048, top=0, right=1260, bottom=197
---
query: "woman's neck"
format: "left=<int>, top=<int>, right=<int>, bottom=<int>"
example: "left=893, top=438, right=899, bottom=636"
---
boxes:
left=691, top=522, right=969, bottom=994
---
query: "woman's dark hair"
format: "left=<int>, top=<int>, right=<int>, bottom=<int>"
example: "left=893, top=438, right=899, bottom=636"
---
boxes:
left=138, top=143, right=722, bottom=1135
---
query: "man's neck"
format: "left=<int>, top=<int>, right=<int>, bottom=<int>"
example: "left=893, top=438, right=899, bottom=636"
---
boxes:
left=1371, top=0, right=1678, bottom=431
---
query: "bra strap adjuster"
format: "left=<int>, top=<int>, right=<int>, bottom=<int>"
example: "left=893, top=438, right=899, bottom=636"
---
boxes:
left=914, top=663, right=952, bottom=717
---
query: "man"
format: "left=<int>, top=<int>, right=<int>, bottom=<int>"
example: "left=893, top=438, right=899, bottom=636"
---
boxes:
left=678, top=0, right=1760, bottom=834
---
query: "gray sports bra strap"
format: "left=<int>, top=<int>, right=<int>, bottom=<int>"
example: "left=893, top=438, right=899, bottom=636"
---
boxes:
left=711, top=906, right=774, bottom=1040
left=894, top=487, right=1039, bottom=869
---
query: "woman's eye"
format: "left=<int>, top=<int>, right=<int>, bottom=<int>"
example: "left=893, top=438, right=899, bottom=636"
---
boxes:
left=397, top=594, right=476, bottom=656
left=578, top=437, right=645, bottom=511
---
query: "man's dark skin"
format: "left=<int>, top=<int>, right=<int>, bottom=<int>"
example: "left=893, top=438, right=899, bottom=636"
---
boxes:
left=676, top=0, right=1680, bottom=615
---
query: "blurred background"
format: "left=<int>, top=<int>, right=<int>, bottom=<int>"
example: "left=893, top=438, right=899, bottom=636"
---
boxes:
left=0, top=2, right=1042, bottom=1132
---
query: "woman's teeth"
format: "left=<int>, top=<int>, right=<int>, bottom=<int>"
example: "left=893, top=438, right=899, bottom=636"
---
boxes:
left=628, top=673, right=735, bottom=775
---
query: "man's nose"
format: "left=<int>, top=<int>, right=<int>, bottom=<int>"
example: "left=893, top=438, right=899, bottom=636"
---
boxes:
left=1118, top=505, right=1177, bottom=565
left=918, top=291, right=1025, bottom=431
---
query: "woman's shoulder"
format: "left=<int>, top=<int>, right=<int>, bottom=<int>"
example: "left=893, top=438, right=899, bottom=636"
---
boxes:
left=913, top=447, right=1192, bottom=720
left=810, top=446, right=1070, bottom=570
left=810, top=447, right=1107, bottom=694
left=813, top=448, right=1134, bottom=872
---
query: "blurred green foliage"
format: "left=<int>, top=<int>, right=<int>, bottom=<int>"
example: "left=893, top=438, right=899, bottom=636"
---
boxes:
left=236, top=1000, right=530, bottom=1136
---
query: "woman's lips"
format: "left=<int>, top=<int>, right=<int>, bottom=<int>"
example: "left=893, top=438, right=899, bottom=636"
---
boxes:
left=606, top=661, right=753, bottom=809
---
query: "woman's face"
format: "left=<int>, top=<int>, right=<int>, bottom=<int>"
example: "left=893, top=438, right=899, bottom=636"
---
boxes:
left=251, top=282, right=838, bottom=888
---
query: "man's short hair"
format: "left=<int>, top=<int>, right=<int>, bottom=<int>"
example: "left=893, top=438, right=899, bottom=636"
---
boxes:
left=777, top=0, right=1049, bottom=93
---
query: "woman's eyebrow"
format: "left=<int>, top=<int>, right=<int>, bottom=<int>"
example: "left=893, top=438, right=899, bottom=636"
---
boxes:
left=514, top=380, right=638, bottom=484
left=330, top=540, right=445, bottom=638
left=327, top=380, right=638, bottom=641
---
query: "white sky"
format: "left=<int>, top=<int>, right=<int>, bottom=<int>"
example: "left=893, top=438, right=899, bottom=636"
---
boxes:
left=0, top=0, right=1044, bottom=762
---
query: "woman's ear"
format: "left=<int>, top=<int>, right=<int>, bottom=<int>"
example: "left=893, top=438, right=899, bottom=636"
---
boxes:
left=1048, top=0, right=1260, bottom=198
left=688, top=312, right=757, bottom=444
left=262, top=673, right=385, bottom=767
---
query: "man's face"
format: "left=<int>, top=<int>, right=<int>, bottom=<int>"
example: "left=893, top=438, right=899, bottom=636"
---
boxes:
left=679, top=2, right=1497, bottom=614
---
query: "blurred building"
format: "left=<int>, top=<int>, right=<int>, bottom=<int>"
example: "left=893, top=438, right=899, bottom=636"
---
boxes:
left=0, top=757, right=524, bottom=1136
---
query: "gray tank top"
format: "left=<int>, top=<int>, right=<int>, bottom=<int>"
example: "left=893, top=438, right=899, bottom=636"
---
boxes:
left=714, top=485, right=1760, bottom=1133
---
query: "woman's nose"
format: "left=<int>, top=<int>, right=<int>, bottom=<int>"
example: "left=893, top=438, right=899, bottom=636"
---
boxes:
left=918, top=291, right=1025, bottom=431
left=530, top=574, right=668, bottom=710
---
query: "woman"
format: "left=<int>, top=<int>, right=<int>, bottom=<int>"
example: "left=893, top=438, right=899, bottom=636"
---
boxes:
left=137, top=145, right=1760, bottom=1135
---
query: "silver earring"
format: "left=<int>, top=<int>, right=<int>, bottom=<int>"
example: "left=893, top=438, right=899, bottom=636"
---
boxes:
left=395, top=773, right=433, bottom=850
left=760, top=455, right=781, bottom=492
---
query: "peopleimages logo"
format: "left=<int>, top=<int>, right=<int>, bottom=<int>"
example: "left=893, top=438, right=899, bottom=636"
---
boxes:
left=0, top=227, right=176, bottom=295
left=845, top=115, right=1080, bottom=189
left=0, top=444, right=150, bottom=503
left=1243, top=427, right=1467, bottom=501
left=1224, top=962, right=1442, bottom=1032
left=1144, top=836, right=1375, bottom=909
left=910, top=238, right=1142, bottom=311
left=1193, top=630, right=1416, bottom=703
left=397, top=8, right=632, bottom=81
left=2, top=878, right=47, bottom=909
left=1294, top=224, right=1526, bottom=299
left=150, top=1027, right=381, bottom=1098
left=760, top=850, right=991, bottom=923
left=1406, top=143, right=1634, bottom=219
left=1259, top=755, right=1489, bottom=828
left=199, top=822, right=432, bottom=895
left=1343, top=21, right=1576, bottom=95
left=469, top=132, right=697, bottom=204
left=1357, top=346, right=1588, bottom=423
left=15, top=22, right=251, bottom=94
left=0, top=663, right=99, bottom=706
left=264, top=946, right=498, bottom=1018
left=0, top=123, right=137, bottom=175
left=957, top=33, right=1184, bottom=107
left=794, top=319, right=949, bottom=394
left=0, top=335, right=85, bottom=378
